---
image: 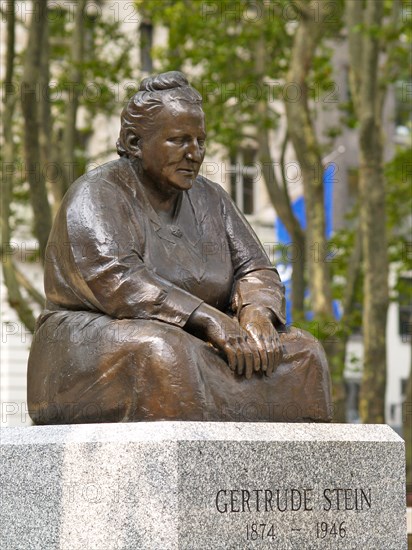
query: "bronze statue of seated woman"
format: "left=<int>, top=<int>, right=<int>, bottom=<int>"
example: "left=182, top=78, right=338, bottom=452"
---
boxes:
left=27, top=71, right=332, bottom=424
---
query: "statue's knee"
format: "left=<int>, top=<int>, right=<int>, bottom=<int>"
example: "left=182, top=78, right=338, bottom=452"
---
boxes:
left=138, top=328, right=190, bottom=367
left=284, top=327, right=327, bottom=366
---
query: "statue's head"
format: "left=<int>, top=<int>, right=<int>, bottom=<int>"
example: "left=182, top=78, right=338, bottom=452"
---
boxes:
left=116, top=71, right=203, bottom=159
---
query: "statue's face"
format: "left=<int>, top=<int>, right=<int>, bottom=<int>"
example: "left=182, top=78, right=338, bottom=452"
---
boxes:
left=137, top=102, right=206, bottom=194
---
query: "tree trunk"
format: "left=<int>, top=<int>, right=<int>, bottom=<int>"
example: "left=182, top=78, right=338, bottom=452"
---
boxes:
left=285, top=1, right=346, bottom=420
left=358, top=125, right=388, bottom=423
left=20, top=0, right=52, bottom=262
left=1, top=0, right=37, bottom=332
left=285, top=2, right=333, bottom=320
left=347, top=0, right=389, bottom=423
left=330, top=226, right=363, bottom=422
left=38, top=4, right=65, bottom=208
left=254, top=25, right=305, bottom=317
left=258, top=129, right=306, bottom=316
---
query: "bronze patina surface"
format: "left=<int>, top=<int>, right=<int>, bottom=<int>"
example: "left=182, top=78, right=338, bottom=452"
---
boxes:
left=27, top=72, right=332, bottom=424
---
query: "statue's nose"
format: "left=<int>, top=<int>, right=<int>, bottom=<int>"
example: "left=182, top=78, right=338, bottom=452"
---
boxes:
left=185, top=141, right=203, bottom=163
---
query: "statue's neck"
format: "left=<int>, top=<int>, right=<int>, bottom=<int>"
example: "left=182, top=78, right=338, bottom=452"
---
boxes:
left=129, top=158, right=182, bottom=221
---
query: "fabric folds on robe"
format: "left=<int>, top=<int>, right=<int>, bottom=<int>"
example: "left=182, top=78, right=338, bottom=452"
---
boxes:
left=27, top=157, right=332, bottom=424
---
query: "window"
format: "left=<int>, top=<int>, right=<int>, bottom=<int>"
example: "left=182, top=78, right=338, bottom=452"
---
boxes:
left=229, top=148, right=258, bottom=215
left=398, top=276, right=412, bottom=341
left=394, top=80, right=412, bottom=142
left=401, top=378, right=408, bottom=398
left=140, top=21, right=153, bottom=73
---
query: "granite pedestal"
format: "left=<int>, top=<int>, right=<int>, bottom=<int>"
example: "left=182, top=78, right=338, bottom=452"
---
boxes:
left=1, top=422, right=406, bottom=549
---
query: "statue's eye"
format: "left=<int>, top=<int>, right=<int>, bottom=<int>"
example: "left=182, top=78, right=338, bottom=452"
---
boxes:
left=167, top=137, right=184, bottom=145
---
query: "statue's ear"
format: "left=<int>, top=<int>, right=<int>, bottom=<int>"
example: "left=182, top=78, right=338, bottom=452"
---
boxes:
left=125, top=133, right=142, bottom=158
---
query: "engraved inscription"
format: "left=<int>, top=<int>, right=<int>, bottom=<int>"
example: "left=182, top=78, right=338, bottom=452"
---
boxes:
left=323, top=488, right=371, bottom=510
left=214, top=486, right=372, bottom=542
left=316, top=521, right=347, bottom=538
left=215, top=487, right=371, bottom=513
left=215, top=488, right=314, bottom=513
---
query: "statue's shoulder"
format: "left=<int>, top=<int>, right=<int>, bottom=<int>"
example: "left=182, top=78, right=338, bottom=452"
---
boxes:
left=54, top=158, right=134, bottom=228
left=62, top=158, right=129, bottom=204
left=71, top=158, right=127, bottom=192
left=193, top=175, right=238, bottom=217
left=194, top=174, right=232, bottom=202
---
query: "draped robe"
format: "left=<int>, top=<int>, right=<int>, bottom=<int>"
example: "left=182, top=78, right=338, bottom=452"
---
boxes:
left=27, top=157, right=332, bottom=424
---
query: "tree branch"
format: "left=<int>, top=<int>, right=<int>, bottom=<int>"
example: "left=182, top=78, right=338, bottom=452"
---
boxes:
left=342, top=222, right=362, bottom=317
left=292, top=0, right=312, bottom=19
left=360, top=0, right=385, bottom=120
left=346, top=0, right=364, bottom=113
left=280, top=129, right=289, bottom=198
left=15, top=266, right=45, bottom=307
left=377, top=0, right=402, bottom=116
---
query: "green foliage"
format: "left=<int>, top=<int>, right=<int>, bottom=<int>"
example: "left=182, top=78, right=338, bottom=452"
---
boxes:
left=140, top=0, right=346, bottom=157
left=139, top=0, right=290, bottom=148
left=386, top=147, right=412, bottom=240
left=5, top=2, right=138, bottom=212
left=329, top=219, right=364, bottom=333
left=141, top=0, right=408, bottom=326
left=48, top=4, right=134, bottom=123
left=385, top=148, right=412, bottom=308
left=329, top=145, right=412, bottom=327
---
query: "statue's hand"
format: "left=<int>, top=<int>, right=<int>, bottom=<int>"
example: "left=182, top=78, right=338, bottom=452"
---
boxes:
left=186, top=303, right=260, bottom=378
left=239, top=305, right=283, bottom=376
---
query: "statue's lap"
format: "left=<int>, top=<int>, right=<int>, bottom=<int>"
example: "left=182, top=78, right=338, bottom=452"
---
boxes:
left=28, top=311, right=332, bottom=425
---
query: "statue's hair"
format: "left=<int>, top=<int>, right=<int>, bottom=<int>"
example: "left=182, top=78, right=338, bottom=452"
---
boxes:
left=116, top=71, right=203, bottom=157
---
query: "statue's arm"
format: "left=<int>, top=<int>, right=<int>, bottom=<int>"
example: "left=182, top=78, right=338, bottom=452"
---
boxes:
left=218, top=186, right=286, bottom=325
left=219, top=187, right=286, bottom=374
left=231, top=269, right=286, bottom=327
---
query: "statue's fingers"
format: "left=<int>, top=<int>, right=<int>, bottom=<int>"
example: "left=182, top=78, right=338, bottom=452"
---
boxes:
left=225, top=346, right=237, bottom=371
left=275, top=340, right=283, bottom=368
left=247, top=327, right=268, bottom=372
left=267, top=336, right=282, bottom=376
left=252, top=344, right=262, bottom=372
left=244, top=334, right=261, bottom=372
left=236, top=347, right=245, bottom=376
left=242, top=343, right=254, bottom=380
left=257, top=343, right=268, bottom=372
left=273, top=335, right=283, bottom=367
left=265, top=347, right=275, bottom=376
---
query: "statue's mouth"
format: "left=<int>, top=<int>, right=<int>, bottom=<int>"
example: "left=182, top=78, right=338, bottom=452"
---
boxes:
left=177, top=168, right=196, bottom=175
